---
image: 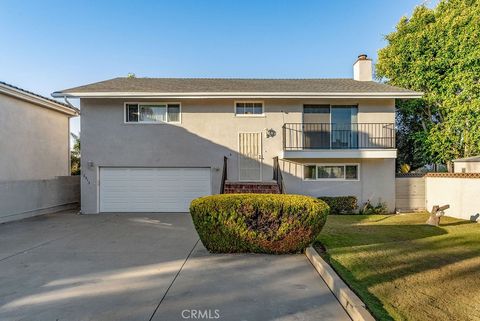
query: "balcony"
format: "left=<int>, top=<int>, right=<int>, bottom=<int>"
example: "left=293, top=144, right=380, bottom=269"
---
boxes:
left=281, top=123, right=397, bottom=159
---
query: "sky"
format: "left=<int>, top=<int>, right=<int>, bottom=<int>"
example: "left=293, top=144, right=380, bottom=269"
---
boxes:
left=0, top=0, right=438, bottom=137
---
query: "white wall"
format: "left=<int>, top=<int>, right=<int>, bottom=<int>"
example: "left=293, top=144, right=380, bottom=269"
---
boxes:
left=282, top=158, right=396, bottom=212
left=426, top=175, right=480, bottom=221
left=0, top=176, right=80, bottom=223
left=0, top=94, right=70, bottom=180
left=454, top=161, right=480, bottom=173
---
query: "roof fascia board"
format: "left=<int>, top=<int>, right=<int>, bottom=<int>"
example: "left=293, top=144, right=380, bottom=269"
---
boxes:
left=1, top=84, right=78, bottom=116
left=53, top=91, right=423, bottom=99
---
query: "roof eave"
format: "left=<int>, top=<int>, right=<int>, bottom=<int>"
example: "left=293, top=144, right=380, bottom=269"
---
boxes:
left=0, top=84, right=79, bottom=116
left=52, top=91, right=423, bottom=99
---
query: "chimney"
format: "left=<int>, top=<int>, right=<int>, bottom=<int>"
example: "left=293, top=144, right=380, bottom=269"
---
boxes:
left=353, top=54, right=372, bottom=81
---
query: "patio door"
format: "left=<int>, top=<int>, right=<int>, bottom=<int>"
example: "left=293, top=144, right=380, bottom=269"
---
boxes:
left=331, top=106, right=358, bottom=148
left=238, top=132, right=262, bottom=181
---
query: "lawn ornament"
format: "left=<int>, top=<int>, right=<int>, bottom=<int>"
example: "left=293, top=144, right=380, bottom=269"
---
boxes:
left=426, top=204, right=450, bottom=226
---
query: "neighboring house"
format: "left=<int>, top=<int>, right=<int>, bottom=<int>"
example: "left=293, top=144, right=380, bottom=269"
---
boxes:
left=0, top=81, right=80, bottom=223
left=453, top=156, right=480, bottom=173
left=0, top=81, right=79, bottom=180
left=53, top=54, right=421, bottom=214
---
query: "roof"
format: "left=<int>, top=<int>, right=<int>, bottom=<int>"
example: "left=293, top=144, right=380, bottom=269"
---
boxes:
left=453, top=156, right=480, bottom=163
left=52, top=77, right=423, bottom=99
left=0, top=81, right=79, bottom=116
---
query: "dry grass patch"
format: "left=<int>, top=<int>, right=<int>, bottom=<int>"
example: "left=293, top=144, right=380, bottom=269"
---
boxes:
left=315, top=213, right=480, bottom=321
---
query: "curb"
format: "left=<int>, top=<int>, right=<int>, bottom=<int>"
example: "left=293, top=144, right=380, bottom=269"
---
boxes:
left=305, top=247, right=375, bottom=321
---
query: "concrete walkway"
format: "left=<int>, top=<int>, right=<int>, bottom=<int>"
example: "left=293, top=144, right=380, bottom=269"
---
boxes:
left=0, top=211, right=350, bottom=321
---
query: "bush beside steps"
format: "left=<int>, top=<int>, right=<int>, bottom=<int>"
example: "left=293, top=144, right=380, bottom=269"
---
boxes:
left=190, top=194, right=329, bottom=254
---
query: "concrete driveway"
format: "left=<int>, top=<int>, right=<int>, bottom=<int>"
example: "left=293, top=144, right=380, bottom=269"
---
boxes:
left=0, top=210, right=350, bottom=321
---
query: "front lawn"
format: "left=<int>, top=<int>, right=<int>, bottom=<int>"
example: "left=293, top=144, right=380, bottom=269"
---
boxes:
left=315, top=213, right=480, bottom=321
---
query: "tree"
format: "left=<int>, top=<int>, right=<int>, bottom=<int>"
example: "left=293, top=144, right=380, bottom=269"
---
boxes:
left=376, top=0, right=480, bottom=170
left=71, top=133, right=80, bottom=175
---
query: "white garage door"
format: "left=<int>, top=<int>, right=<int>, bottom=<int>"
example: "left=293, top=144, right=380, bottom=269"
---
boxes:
left=99, top=167, right=211, bottom=212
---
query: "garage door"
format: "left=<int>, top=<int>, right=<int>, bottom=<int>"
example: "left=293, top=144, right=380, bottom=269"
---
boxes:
left=99, top=167, right=211, bottom=212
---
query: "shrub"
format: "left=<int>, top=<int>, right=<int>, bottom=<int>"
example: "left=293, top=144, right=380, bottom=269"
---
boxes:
left=318, top=196, right=358, bottom=214
left=359, top=199, right=388, bottom=215
left=189, top=194, right=329, bottom=254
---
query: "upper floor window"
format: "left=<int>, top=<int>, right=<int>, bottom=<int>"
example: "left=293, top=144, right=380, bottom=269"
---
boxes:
left=235, top=101, right=264, bottom=116
left=303, top=105, right=330, bottom=114
left=126, top=103, right=180, bottom=123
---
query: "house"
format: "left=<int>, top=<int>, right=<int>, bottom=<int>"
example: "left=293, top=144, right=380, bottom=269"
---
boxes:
left=52, top=54, right=422, bottom=214
left=0, top=81, right=79, bottom=223
left=453, top=156, right=480, bottom=173
left=0, top=81, right=79, bottom=180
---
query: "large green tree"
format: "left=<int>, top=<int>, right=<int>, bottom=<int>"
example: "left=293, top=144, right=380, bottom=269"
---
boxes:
left=376, top=0, right=480, bottom=170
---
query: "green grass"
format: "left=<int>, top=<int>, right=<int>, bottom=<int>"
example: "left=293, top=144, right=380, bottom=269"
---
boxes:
left=315, top=213, right=480, bottom=321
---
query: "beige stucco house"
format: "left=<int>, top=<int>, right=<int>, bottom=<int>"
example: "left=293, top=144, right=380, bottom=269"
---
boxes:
left=0, top=81, right=79, bottom=180
left=53, top=55, right=422, bottom=214
left=0, top=81, right=79, bottom=223
left=453, top=156, right=480, bottom=173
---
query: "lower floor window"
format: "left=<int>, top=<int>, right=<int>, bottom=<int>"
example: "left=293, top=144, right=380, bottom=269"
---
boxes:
left=304, top=164, right=359, bottom=180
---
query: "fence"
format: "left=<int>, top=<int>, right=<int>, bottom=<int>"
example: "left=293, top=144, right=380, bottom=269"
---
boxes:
left=395, top=174, right=426, bottom=212
left=0, top=176, right=80, bottom=223
left=395, top=173, right=480, bottom=221
left=425, top=173, right=480, bottom=221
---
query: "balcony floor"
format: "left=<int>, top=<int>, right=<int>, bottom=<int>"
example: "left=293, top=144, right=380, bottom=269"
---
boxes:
left=280, top=149, right=397, bottom=159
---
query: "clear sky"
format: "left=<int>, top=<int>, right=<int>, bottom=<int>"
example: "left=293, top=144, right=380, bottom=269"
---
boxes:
left=0, top=0, right=437, bottom=136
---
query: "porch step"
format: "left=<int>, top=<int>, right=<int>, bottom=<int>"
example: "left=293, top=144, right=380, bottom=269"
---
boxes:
left=224, top=181, right=280, bottom=194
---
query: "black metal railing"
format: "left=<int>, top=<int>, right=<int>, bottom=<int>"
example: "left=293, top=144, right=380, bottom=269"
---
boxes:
left=282, top=123, right=395, bottom=150
left=220, top=156, right=228, bottom=194
left=273, top=156, right=285, bottom=194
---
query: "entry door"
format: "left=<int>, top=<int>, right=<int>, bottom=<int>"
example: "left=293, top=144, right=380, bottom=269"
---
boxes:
left=238, top=132, right=262, bottom=181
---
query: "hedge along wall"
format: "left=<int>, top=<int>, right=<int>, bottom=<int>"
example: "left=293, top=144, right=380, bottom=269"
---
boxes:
left=425, top=173, right=480, bottom=221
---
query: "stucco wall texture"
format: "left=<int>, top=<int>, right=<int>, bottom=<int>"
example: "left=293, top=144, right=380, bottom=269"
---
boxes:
left=426, top=176, right=480, bottom=221
left=0, top=176, right=80, bottom=223
left=0, top=94, right=70, bottom=180
left=454, top=161, right=480, bottom=173
left=80, top=98, right=396, bottom=214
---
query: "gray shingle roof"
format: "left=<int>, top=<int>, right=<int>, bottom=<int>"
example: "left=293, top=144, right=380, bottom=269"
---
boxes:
left=54, top=77, right=420, bottom=95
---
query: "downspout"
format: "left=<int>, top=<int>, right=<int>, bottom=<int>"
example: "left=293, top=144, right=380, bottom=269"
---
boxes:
left=63, top=96, right=77, bottom=176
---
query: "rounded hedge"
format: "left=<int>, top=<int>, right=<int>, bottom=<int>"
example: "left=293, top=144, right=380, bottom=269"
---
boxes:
left=189, top=194, right=329, bottom=254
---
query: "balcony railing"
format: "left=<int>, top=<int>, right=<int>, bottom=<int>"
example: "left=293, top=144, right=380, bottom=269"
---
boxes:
left=283, top=123, right=395, bottom=150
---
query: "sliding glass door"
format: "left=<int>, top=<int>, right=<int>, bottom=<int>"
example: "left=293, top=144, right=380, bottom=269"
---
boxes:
left=302, top=105, right=358, bottom=149
left=331, top=106, right=358, bottom=149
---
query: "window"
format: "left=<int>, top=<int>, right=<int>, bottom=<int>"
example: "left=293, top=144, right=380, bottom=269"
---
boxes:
left=235, top=101, right=263, bottom=116
left=303, top=105, right=330, bottom=114
left=125, top=103, right=180, bottom=123
left=304, top=164, right=359, bottom=181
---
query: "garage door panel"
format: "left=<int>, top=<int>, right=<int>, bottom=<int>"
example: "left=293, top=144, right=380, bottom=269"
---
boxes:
left=99, top=167, right=211, bottom=212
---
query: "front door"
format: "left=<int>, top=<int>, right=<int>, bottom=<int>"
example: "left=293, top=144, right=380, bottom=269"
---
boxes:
left=238, top=132, right=262, bottom=181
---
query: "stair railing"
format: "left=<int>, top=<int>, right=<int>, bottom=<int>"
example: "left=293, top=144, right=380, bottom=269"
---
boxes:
left=220, top=156, right=228, bottom=194
left=273, top=156, right=285, bottom=194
